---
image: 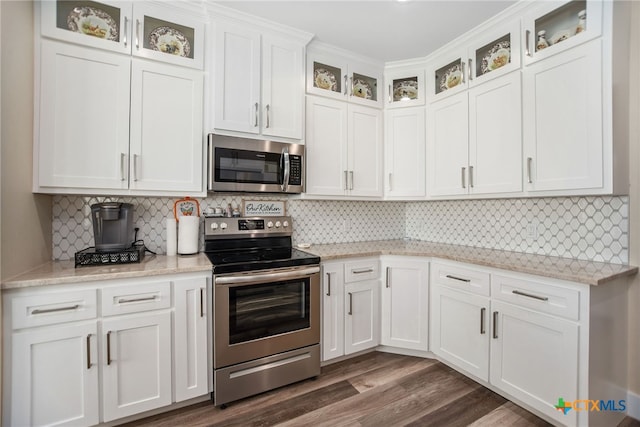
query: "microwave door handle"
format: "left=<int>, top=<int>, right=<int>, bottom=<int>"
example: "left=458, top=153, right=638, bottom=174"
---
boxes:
left=281, top=147, right=290, bottom=192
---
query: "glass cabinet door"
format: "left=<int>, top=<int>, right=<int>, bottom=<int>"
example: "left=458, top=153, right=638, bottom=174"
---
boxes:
left=385, top=69, right=425, bottom=108
left=523, top=0, right=602, bottom=65
left=348, top=62, right=383, bottom=107
left=40, top=0, right=132, bottom=54
left=132, top=4, right=205, bottom=69
left=468, top=20, right=521, bottom=86
left=427, top=48, right=468, bottom=102
left=306, top=52, right=349, bottom=101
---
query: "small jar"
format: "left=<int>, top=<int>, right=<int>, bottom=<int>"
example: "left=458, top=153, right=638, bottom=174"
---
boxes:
left=536, top=30, right=549, bottom=51
left=576, top=10, right=586, bottom=34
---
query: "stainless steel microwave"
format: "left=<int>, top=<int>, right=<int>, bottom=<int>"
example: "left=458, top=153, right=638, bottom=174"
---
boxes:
left=207, top=134, right=304, bottom=193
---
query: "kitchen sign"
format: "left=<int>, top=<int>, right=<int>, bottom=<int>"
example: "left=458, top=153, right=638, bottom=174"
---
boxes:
left=242, top=200, right=286, bottom=217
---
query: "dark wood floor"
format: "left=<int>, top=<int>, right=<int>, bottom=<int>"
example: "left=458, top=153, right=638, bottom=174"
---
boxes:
left=123, top=352, right=640, bottom=427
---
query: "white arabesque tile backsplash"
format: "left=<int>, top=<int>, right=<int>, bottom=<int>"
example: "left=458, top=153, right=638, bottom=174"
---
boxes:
left=51, top=195, right=629, bottom=265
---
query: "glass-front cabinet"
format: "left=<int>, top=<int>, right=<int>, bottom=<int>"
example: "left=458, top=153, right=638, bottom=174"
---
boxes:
left=385, top=68, right=425, bottom=108
left=523, top=0, right=602, bottom=65
left=426, top=47, right=468, bottom=101
left=40, top=0, right=204, bottom=69
left=307, top=49, right=383, bottom=108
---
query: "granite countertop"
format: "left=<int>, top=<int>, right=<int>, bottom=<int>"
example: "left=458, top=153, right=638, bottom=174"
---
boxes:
left=300, top=240, right=638, bottom=286
left=2, top=253, right=213, bottom=290
left=3, top=240, right=637, bottom=290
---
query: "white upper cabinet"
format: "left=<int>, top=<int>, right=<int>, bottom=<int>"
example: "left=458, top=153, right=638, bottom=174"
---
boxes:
left=385, top=67, right=426, bottom=108
left=307, top=46, right=383, bottom=108
left=426, top=47, right=469, bottom=102
left=40, top=0, right=205, bottom=69
left=522, top=0, right=602, bottom=65
left=213, top=19, right=308, bottom=140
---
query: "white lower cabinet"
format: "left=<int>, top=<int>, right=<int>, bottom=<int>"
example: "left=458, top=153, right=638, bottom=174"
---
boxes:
left=3, top=272, right=211, bottom=426
left=380, top=257, right=429, bottom=351
left=321, top=258, right=380, bottom=361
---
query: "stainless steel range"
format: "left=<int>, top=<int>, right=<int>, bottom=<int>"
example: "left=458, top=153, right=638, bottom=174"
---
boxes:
left=204, top=215, right=321, bottom=407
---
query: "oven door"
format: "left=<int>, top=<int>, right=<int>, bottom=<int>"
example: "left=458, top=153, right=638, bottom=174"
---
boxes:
left=213, top=266, right=320, bottom=368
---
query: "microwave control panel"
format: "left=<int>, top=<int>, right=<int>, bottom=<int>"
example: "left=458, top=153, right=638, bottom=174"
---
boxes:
left=289, top=155, right=302, bottom=185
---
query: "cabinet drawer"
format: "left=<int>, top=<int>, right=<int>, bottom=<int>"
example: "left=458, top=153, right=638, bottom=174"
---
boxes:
left=101, top=281, right=171, bottom=316
left=344, top=259, right=380, bottom=283
left=11, top=289, right=97, bottom=329
left=491, top=274, right=580, bottom=321
left=431, top=262, right=490, bottom=296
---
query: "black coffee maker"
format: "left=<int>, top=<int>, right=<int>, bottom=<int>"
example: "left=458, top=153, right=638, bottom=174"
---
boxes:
left=91, top=202, right=134, bottom=252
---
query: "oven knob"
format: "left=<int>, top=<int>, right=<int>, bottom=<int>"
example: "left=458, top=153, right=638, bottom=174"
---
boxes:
left=210, top=222, right=219, bottom=230
left=220, top=222, right=228, bottom=230
left=283, top=220, right=289, bottom=228
left=267, top=221, right=274, bottom=228
left=275, top=221, right=281, bottom=228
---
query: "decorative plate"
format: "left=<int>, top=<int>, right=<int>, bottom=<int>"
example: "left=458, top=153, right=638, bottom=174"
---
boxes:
left=352, top=78, right=373, bottom=99
left=551, top=29, right=572, bottom=45
left=149, top=26, right=191, bottom=57
left=439, top=64, right=462, bottom=92
left=481, top=41, right=511, bottom=74
left=67, top=6, right=118, bottom=41
left=314, top=68, right=337, bottom=91
left=393, top=80, right=418, bottom=101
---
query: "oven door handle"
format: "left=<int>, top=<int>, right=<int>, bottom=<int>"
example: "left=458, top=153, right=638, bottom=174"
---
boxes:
left=215, top=266, right=320, bottom=287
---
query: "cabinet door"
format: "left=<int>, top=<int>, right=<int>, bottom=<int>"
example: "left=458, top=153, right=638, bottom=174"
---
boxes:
left=427, top=48, right=468, bottom=102
left=11, top=322, right=99, bottom=427
left=40, top=0, right=132, bottom=54
left=385, top=68, right=426, bottom=108
left=174, top=276, right=209, bottom=402
left=430, top=286, right=489, bottom=381
left=523, top=39, right=603, bottom=192
left=322, top=263, right=345, bottom=361
left=348, top=104, right=383, bottom=197
left=348, top=61, right=383, bottom=108
left=307, top=51, right=349, bottom=101
left=468, top=21, right=521, bottom=86
left=129, top=60, right=203, bottom=193
left=426, top=91, right=469, bottom=197
left=261, top=35, right=304, bottom=139
left=385, top=107, right=426, bottom=198
left=468, top=71, right=522, bottom=195
left=305, top=96, right=348, bottom=196
left=132, top=3, right=205, bottom=69
left=214, top=22, right=261, bottom=134
left=102, top=312, right=172, bottom=421
left=490, top=300, right=579, bottom=426
left=344, top=280, right=380, bottom=354
left=38, top=40, right=130, bottom=191
left=380, top=259, right=429, bottom=351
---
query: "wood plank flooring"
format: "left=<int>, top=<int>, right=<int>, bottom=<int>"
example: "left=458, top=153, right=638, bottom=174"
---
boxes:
left=123, top=352, right=639, bottom=427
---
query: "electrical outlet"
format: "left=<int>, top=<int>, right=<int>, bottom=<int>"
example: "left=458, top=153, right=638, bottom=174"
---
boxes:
left=526, top=223, right=538, bottom=239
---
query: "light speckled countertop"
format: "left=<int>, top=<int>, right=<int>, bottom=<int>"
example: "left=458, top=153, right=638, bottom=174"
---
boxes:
left=3, top=240, right=637, bottom=290
left=300, top=240, right=638, bottom=286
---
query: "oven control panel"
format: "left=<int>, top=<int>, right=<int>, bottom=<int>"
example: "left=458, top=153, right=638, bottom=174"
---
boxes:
left=205, top=216, right=292, bottom=238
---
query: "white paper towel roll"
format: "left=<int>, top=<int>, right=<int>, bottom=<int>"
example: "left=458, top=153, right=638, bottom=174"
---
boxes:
left=166, top=218, right=177, bottom=256
left=178, top=216, right=199, bottom=255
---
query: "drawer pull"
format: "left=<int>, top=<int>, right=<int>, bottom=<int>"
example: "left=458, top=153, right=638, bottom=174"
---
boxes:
left=32, top=304, right=80, bottom=315
left=493, top=311, right=498, bottom=339
left=86, top=334, right=92, bottom=370
left=352, top=268, right=374, bottom=275
left=480, top=307, right=486, bottom=335
left=117, top=295, right=158, bottom=304
left=445, top=274, right=470, bottom=283
left=512, top=289, right=549, bottom=301
left=326, top=272, right=331, bottom=296
left=107, top=331, right=113, bottom=365
left=348, top=292, right=353, bottom=315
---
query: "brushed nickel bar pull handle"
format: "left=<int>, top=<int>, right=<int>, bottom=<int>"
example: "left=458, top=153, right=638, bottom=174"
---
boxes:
left=86, top=334, right=92, bottom=369
left=349, top=171, right=354, bottom=190
left=265, top=104, right=270, bottom=128
left=525, top=30, right=531, bottom=57
left=348, top=292, right=353, bottom=315
left=117, top=295, right=157, bottom=304
left=120, top=153, right=126, bottom=181
left=133, top=154, right=139, bottom=181
left=461, top=61, right=466, bottom=84
left=107, top=331, right=113, bottom=365
left=200, top=288, right=205, bottom=318
left=512, top=289, right=549, bottom=301
left=388, top=84, right=392, bottom=103
left=493, top=311, right=498, bottom=339
left=469, top=165, right=474, bottom=188
left=388, top=173, right=393, bottom=191
left=349, top=76, right=353, bottom=96
left=344, top=170, right=348, bottom=191
left=32, top=304, right=80, bottom=315
left=386, top=267, right=390, bottom=288
left=254, top=102, right=259, bottom=127
left=343, top=75, right=348, bottom=95
left=352, top=268, right=374, bottom=274
left=326, top=272, right=331, bottom=296
left=480, top=308, right=486, bottom=335
left=445, top=274, right=471, bottom=283
left=461, top=167, right=466, bottom=189
left=469, top=58, right=473, bottom=80
left=135, top=19, right=140, bottom=50
left=123, top=17, right=128, bottom=48
left=527, top=157, right=533, bottom=184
